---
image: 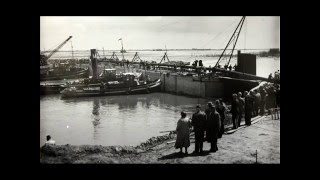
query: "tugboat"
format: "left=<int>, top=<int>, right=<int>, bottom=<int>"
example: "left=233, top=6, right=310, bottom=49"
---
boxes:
left=61, top=69, right=161, bottom=98
left=60, top=49, right=161, bottom=98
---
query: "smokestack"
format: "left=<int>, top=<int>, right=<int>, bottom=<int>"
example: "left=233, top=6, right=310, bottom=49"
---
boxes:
left=90, top=49, right=98, bottom=80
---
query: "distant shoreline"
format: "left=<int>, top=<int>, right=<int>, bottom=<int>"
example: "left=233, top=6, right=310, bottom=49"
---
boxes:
left=41, top=48, right=280, bottom=53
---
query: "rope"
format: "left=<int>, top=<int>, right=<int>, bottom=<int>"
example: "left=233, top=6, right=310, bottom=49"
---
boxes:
left=200, top=19, right=239, bottom=49
left=244, top=20, right=247, bottom=50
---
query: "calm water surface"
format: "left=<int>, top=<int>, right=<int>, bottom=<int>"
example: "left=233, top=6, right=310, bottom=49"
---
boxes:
left=40, top=93, right=212, bottom=147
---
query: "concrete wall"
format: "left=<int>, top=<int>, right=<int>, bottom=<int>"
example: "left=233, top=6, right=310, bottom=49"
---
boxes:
left=158, top=73, right=224, bottom=98
left=205, top=79, right=224, bottom=98
left=139, top=71, right=226, bottom=98
left=176, top=76, right=204, bottom=97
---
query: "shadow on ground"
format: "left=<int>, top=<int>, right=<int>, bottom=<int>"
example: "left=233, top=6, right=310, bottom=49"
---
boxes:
left=158, top=150, right=211, bottom=160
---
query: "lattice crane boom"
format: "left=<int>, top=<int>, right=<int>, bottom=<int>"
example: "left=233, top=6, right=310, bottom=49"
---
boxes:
left=44, top=36, right=73, bottom=61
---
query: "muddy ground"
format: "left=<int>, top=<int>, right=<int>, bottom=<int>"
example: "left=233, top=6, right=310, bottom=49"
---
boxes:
left=40, top=115, right=279, bottom=164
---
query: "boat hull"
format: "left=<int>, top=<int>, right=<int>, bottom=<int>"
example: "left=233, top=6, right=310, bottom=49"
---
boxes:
left=40, top=84, right=66, bottom=95
left=40, top=68, right=89, bottom=81
left=61, top=79, right=161, bottom=98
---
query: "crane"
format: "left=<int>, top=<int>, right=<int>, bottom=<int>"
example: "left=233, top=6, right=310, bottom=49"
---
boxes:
left=214, top=16, right=246, bottom=68
left=40, top=36, right=73, bottom=65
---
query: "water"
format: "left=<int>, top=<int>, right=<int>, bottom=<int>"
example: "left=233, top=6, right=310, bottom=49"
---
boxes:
left=40, top=93, right=212, bottom=147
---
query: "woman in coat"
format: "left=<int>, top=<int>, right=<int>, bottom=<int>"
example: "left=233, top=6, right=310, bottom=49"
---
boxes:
left=175, top=111, right=191, bottom=154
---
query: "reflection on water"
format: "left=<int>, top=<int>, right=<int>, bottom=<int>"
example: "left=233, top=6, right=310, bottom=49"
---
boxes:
left=40, top=93, right=212, bottom=147
left=92, top=99, right=101, bottom=140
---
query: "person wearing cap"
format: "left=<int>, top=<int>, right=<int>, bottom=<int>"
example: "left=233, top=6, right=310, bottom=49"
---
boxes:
left=216, top=99, right=226, bottom=138
left=191, top=104, right=206, bottom=154
left=45, top=135, right=55, bottom=145
left=244, top=91, right=254, bottom=126
left=237, top=92, right=245, bottom=128
left=260, top=87, right=267, bottom=115
left=231, top=94, right=240, bottom=129
left=253, top=89, right=261, bottom=116
left=174, top=111, right=191, bottom=154
left=205, top=102, right=221, bottom=152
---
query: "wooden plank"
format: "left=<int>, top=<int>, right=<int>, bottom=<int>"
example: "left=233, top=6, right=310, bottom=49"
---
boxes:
left=224, top=116, right=265, bottom=134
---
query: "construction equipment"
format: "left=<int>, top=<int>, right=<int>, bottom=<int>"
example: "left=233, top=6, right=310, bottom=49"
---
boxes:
left=214, top=17, right=246, bottom=68
left=40, top=36, right=73, bottom=65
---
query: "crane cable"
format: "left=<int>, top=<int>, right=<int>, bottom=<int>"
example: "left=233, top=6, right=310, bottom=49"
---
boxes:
left=200, top=19, right=239, bottom=49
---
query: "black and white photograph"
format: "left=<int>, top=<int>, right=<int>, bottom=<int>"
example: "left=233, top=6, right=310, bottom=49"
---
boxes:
left=40, top=16, right=280, bottom=164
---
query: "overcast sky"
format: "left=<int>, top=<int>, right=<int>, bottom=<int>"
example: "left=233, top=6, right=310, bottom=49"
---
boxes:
left=40, top=16, right=280, bottom=51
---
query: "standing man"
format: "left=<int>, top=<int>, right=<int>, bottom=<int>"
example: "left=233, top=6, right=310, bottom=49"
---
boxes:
left=195, top=60, right=198, bottom=67
left=244, top=91, right=254, bottom=126
left=199, top=60, right=203, bottom=67
left=260, top=87, right=266, bottom=115
left=216, top=99, right=226, bottom=138
left=191, top=104, right=206, bottom=154
left=205, top=102, right=220, bottom=152
left=276, top=85, right=280, bottom=108
left=231, top=94, right=240, bottom=129
left=237, top=92, right=245, bottom=128
left=254, top=89, right=261, bottom=116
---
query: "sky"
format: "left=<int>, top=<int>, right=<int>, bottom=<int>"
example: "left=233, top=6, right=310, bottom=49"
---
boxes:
left=40, top=16, right=280, bottom=51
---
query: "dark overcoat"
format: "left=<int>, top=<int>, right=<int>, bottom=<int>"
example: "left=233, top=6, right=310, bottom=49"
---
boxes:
left=191, top=111, right=207, bottom=132
left=205, top=109, right=220, bottom=143
left=231, top=99, right=240, bottom=115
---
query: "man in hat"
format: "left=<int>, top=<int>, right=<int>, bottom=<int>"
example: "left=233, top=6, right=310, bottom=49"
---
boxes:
left=244, top=91, right=254, bottom=126
left=253, top=89, right=261, bottom=116
left=237, top=92, right=245, bottom=127
left=259, top=87, right=267, bottom=115
left=191, top=104, right=207, bottom=154
left=231, top=94, right=240, bottom=129
left=205, top=102, right=221, bottom=152
left=216, top=99, right=226, bottom=138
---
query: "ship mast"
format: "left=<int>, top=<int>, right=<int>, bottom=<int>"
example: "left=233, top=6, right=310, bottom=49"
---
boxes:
left=119, top=38, right=125, bottom=60
left=71, top=41, right=74, bottom=59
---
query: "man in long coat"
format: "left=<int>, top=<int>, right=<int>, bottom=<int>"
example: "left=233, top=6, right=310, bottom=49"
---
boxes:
left=237, top=92, right=245, bottom=127
left=231, top=94, right=240, bottom=129
left=244, top=91, right=254, bottom=126
left=191, top=104, right=206, bottom=154
left=205, top=102, right=221, bottom=152
left=254, top=90, right=261, bottom=116
left=260, top=87, right=267, bottom=115
left=216, top=99, right=226, bottom=138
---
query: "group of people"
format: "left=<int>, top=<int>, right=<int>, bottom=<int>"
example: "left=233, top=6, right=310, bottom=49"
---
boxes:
left=174, top=82, right=280, bottom=155
left=192, top=60, right=204, bottom=67
left=268, top=70, right=280, bottom=84
left=174, top=100, right=226, bottom=154
left=222, top=64, right=238, bottom=71
left=230, top=83, right=280, bottom=130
